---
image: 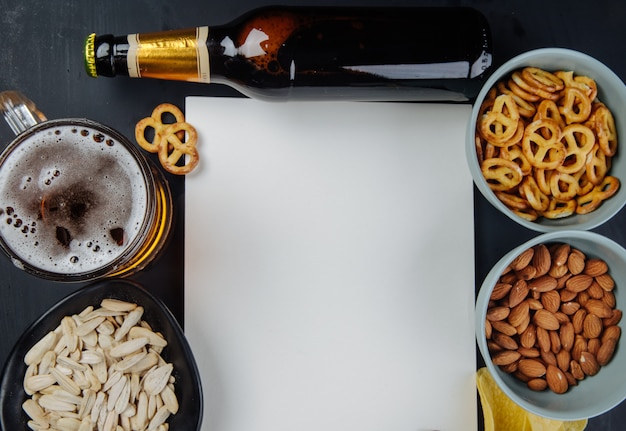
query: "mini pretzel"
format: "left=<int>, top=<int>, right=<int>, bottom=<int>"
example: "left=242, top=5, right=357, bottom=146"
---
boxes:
left=558, top=87, right=592, bottom=124
left=585, top=144, right=610, bottom=186
left=507, top=78, right=541, bottom=102
left=549, top=171, right=580, bottom=201
left=481, top=157, right=523, bottom=191
left=135, top=103, right=186, bottom=153
left=157, top=122, right=200, bottom=175
left=495, top=191, right=529, bottom=210
left=520, top=175, right=549, bottom=212
left=497, top=81, right=536, bottom=118
left=576, top=176, right=620, bottom=215
left=521, top=67, right=564, bottom=93
left=500, top=144, right=532, bottom=176
left=479, top=94, right=521, bottom=145
left=556, top=71, right=598, bottom=101
left=522, top=119, right=566, bottom=169
left=593, top=103, right=618, bottom=156
left=557, top=124, right=595, bottom=174
left=511, top=71, right=560, bottom=101
left=534, top=99, right=565, bottom=132
left=543, top=198, right=577, bottom=219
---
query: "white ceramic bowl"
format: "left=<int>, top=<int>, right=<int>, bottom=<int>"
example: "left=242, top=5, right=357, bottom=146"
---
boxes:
left=467, top=48, right=626, bottom=232
left=475, top=230, right=626, bottom=420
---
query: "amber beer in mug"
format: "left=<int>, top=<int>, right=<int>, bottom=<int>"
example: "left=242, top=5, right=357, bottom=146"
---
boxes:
left=0, top=91, right=172, bottom=281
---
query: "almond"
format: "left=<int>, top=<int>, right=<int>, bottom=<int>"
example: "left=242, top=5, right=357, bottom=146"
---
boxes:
left=527, top=298, right=544, bottom=310
left=490, top=282, right=513, bottom=301
left=516, top=265, right=537, bottom=281
left=546, top=364, right=569, bottom=394
left=520, top=324, right=537, bottom=349
left=549, top=262, right=569, bottom=278
left=602, top=290, right=617, bottom=309
left=490, top=320, right=518, bottom=337
left=527, top=378, right=548, bottom=391
left=567, top=250, right=586, bottom=275
left=508, top=280, right=530, bottom=308
left=492, top=349, right=522, bottom=366
left=508, top=301, right=530, bottom=328
left=518, top=358, right=547, bottom=378
left=557, top=349, right=571, bottom=372
left=570, top=360, right=585, bottom=380
left=532, top=244, right=551, bottom=276
left=549, top=330, right=562, bottom=354
left=597, top=338, right=617, bottom=366
left=584, top=299, right=614, bottom=319
left=552, top=243, right=571, bottom=266
left=582, top=313, right=603, bottom=339
left=529, top=275, right=558, bottom=293
left=583, top=258, right=608, bottom=277
left=533, top=309, right=560, bottom=331
left=579, top=351, right=600, bottom=376
left=603, top=310, right=623, bottom=328
left=595, top=273, right=615, bottom=291
left=540, top=349, right=557, bottom=367
left=541, top=290, right=561, bottom=313
left=588, top=337, right=601, bottom=357
left=518, top=347, right=541, bottom=358
left=560, top=301, right=580, bottom=316
left=486, top=306, right=510, bottom=322
left=493, top=332, right=519, bottom=350
left=572, top=335, right=587, bottom=361
left=565, top=274, right=593, bottom=293
left=559, top=322, right=575, bottom=352
left=537, top=326, right=551, bottom=353
left=572, top=309, right=587, bottom=334
left=587, top=281, right=605, bottom=299
left=602, top=325, right=621, bottom=344
left=511, top=247, right=534, bottom=271
left=559, top=287, right=577, bottom=302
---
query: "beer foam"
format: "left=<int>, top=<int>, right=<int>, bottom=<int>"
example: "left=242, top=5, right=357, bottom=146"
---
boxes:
left=0, top=123, right=150, bottom=276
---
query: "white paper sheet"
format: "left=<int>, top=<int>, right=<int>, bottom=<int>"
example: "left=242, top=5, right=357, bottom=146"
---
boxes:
left=185, top=97, right=476, bottom=431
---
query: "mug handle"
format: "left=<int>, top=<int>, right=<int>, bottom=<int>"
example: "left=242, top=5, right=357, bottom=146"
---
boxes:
left=0, top=91, right=47, bottom=135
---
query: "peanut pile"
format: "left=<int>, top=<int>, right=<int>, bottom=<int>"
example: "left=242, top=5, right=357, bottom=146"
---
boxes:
left=485, top=242, right=622, bottom=394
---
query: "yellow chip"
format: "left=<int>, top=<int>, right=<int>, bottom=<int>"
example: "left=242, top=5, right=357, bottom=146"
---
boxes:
left=476, top=367, right=588, bottom=431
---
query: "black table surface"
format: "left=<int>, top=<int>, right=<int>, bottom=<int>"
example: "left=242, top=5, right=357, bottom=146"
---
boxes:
left=1, top=0, right=625, bottom=429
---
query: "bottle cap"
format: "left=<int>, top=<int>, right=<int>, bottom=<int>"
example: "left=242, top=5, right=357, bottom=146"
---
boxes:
left=84, top=33, right=98, bottom=78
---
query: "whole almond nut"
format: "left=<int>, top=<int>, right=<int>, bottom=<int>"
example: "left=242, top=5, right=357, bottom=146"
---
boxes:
left=508, top=280, right=530, bottom=308
left=511, top=247, right=535, bottom=271
left=549, top=330, right=562, bottom=354
left=584, top=299, right=614, bottom=319
left=559, top=322, right=575, bottom=351
left=572, top=309, right=587, bottom=334
left=595, top=273, right=615, bottom=291
left=515, top=313, right=531, bottom=335
left=577, top=290, right=590, bottom=306
left=527, top=378, right=548, bottom=391
left=493, top=332, right=519, bottom=350
left=541, top=350, right=558, bottom=367
left=559, top=287, right=577, bottom=302
left=541, top=290, right=561, bottom=313
left=587, top=282, right=605, bottom=299
left=560, top=301, right=581, bottom=315
left=501, top=362, right=519, bottom=374
left=552, top=243, right=571, bottom=266
left=602, top=291, right=617, bottom=309
left=533, top=309, right=560, bottom=331
left=518, top=347, right=541, bottom=358
left=487, top=306, right=510, bottom=322
left=570, top=360, right=585, bottom=380
left=518, top=358, right=547, bottom=378
left=597, top=338, right=617, bottom=366
left=532, top=244, right=551, bottom=277
left=567, top=250, right=586, bottom=275
left=579, top=351, right=600, bottom=376
left=603, top=310, right=623, bottom=328
left=583, top=314, right=603, bottom=339
left=513, top=370, right=530, bottom=382
left=537, top=326, right=551, bottom=353
left=508, top=301, right=530, bottom=328
left=492, top=350, right=522, bottom=366
left=587, top=337, right=601, bottom=357
left=602, top=325, right=621, bottom=344
left=491, top=320, right=518, bottom=337
left=527, top=298, right=544, bottom=310
left=549, top=262, right=569, bottom=278
left=485, top=320, right=493, bottom=339
left=557, top=349, right=571, bottom=372
left=529, top=275, right=558, bottom=293
left=565, top=274, right=593, bottom=293
left=546, top=364, right=569, bottom=394
left=584, top=258, right=608, bottom=277
left=520, top=324, right=537, bottom=349
left=516, top=265, right=537, bottom=281
left=490, top=283, right=513, bottom=301
left=572, top=335, right=588, bottom=361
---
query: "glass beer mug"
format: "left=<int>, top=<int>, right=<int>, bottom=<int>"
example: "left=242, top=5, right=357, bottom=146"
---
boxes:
left=0, top=91, right=172, bottom=282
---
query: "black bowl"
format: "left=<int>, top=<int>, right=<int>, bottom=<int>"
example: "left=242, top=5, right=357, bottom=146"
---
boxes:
left=0, top=279, right=203, bottom=430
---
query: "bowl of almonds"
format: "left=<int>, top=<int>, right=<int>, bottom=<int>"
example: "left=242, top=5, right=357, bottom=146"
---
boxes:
left=476, top=230, right=626, bottom=420
left=0, top=280, right=203, bottom=431
left=467, top=48, right=626, bottom=232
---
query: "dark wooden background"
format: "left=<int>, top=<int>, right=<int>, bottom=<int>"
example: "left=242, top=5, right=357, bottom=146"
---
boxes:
left=1, top=0, right=625, bottom=429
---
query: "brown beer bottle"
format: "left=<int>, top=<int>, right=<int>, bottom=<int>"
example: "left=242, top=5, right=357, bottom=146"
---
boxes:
left=84, top=6, right=493, bottom=101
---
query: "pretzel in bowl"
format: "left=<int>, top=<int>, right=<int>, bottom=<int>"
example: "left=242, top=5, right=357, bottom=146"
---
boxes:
left=135, top=103, right=200, bottom=175
left=476, top=66, right=620, bottom=221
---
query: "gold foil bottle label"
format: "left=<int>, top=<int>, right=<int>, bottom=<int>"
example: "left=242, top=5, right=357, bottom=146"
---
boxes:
left=127, top=27, right=210, bottom=83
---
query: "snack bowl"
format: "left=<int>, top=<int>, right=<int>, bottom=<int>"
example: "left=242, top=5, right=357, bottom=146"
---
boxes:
left=0, top=280, right=203, bottom=430
left=467, top=48, right=626, bottom=232
left=475, top=230, right=626, bottom=421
